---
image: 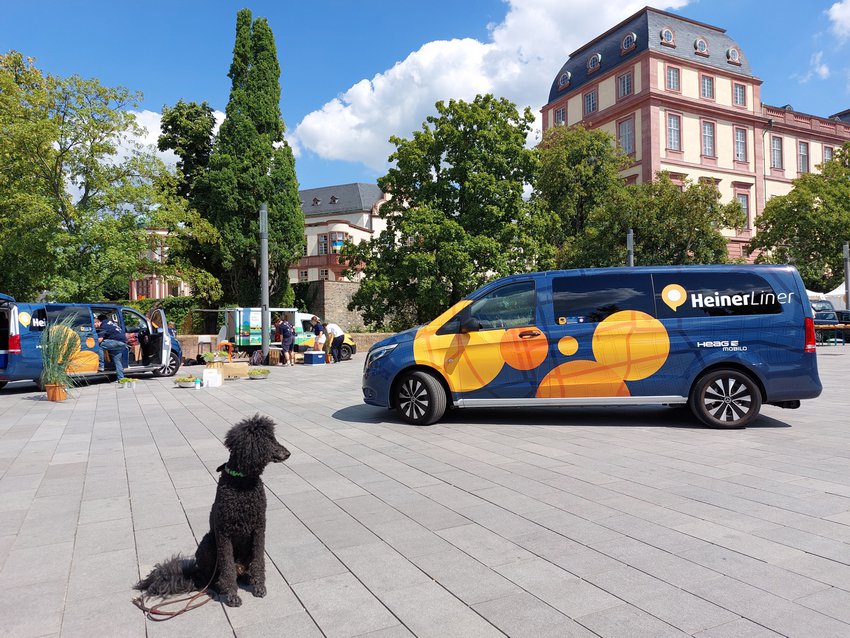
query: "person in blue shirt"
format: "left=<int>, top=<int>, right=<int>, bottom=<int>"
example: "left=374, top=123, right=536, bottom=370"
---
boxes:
left=95, top=314, right=129, bottom=381
left=310, top=316, right=326, bottom=353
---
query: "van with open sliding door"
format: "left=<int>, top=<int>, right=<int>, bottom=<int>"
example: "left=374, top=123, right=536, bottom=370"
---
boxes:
left=0, top=295, right=182, bottom=390
left=362, top=265, right=821, bottom=428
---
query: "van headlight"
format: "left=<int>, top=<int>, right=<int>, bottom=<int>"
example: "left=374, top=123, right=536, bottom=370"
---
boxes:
left=365, top=343, right=397, bottom=370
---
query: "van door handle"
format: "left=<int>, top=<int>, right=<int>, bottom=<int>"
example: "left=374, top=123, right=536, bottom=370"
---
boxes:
left=518, top=330, right=541, bottom=339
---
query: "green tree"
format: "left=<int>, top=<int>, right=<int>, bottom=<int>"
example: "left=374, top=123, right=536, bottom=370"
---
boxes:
left=533, top=124, right=631, bottom=268
left=749, top=143, right=850, bottom=291
left=342, top=94, right=538, bottom=330
left=576, top=173, right=745, bottom=267
left=194, top=10, right=303, bottom=306
left=158, top=99, right=216, bottom=198
left=0, top=51, right=218, bottom=302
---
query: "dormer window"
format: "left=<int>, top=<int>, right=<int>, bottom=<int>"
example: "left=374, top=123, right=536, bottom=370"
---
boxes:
left=726, top=47, right=741, bottom=65
left=558, top=72, right=571, bottom=89
left=329, top=196, right=339, bottom=204
left=312, top=197, right=321, bottom=206
left=587, top=53, right=602, bottom=73
left=621, top=32, right=637, bottom=54
left=660, top=27, right=675, bottom=47
left=694, top=37, right=709, bottom=56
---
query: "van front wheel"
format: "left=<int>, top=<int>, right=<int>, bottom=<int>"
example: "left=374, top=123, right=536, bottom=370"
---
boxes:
left=690, top=369, right=761, bottom=429
left=394, top=371, right=446, bottom=426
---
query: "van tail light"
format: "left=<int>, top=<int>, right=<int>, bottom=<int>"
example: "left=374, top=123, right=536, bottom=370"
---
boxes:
left=8, top=334, right=21, bottom=354
left=804, top=317, right=816, bottom=353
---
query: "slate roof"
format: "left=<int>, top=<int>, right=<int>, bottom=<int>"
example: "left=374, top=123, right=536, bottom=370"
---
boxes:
left=546, top=7, right=754, bottom=105
left=299, top=183, right=384, bottom=217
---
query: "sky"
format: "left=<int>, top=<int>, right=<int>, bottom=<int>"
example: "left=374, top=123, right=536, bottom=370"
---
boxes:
left=3, top=0, right=850, bottom=189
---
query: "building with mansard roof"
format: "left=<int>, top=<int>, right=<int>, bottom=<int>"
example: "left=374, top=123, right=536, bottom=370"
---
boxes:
left=541, top=6, right=850, bottom=258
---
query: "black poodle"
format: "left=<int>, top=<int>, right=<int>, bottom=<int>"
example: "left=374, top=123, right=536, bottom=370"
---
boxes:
left=134, top=414, right=291, bottom=607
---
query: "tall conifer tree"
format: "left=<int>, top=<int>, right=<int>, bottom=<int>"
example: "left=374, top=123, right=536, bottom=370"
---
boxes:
left=196, top=9, right=303, bottom=305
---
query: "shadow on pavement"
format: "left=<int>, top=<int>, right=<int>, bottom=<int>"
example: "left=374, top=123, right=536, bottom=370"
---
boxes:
left=333, top=404, right=792, bottom=429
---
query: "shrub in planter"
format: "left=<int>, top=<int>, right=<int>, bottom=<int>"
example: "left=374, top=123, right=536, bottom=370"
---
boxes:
left=174, top=375, right=198, bottom=388
left=117, top=378, right=137, bottom=390
left=248, top=369, right=271, bottom=379
left=40, top=315, right=80, bottom=402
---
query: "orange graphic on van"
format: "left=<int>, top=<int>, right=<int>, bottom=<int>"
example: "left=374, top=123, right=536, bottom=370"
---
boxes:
left=538, top=310, right=670, bottom=398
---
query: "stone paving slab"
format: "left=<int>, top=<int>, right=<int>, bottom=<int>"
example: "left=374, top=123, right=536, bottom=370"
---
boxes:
left=1, top=348, right=850, bottom=636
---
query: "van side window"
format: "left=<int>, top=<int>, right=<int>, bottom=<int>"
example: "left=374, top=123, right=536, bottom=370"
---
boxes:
left=46, top=308, right=93, bottom=333
left=439, top=281, right=536, bottom=334
left=653, top=272, right=782, bottom=318
left=552, top=274, right=655, bottom=323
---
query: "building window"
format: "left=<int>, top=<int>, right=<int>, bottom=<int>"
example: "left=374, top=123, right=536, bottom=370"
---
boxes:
left=733, top=83, right=746, bottom=106
left=618, top=118, right=635, bottom=155
left=736, top=193, right=750, bottom=227
left=798, top=141, right=809, bottom=173
left=554, top=106, right=566, bottom=126
left=312, top=197, right=321, bottom=206
left=587, top=53, right=602, bottom=73
left=771, top=136, right=783, bottom=169
left=702, top=121, right=715, bottom=157
left=329, top=231, right=348, bottom=254
left=329, top=196, right=339, bottom=204
left=667, top=113, right=681, bottom=151
left=617, top=71, right=633, bottom=99
left=319, top=269, right=329, bottom=281
left=558, top=72, right=571, bottom=88
left=302, top=237, right=308, bottom=256
left=700, top=75, right=715, bottom=99
left=660, top=27, right=675, bottom=46
left=298, top=270, right=308, bottom=283
left=694, top=37, right=709, bottom=56
left=824, top=146, right=834, bottom=162
left=727, top=47, right=741, bottom=64
left=666, top=66, right=680, bottom=91
left=584, top=89, right=598, bottom=116
left=621, top=32, right=637, bottom=53
left=318, top=234, right=328, bottom=255
left=735, top=128, right=748, bottom=162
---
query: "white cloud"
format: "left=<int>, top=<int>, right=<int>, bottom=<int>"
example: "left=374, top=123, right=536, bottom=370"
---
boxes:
left=795, top=51, right=831, bottom=83
left=827, top=0, right=850, bottom=40
left=292, top=0, right=689, bottom=172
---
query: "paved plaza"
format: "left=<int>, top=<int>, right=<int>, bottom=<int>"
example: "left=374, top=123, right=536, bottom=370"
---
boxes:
left=2, top=349, right=850, bottom=637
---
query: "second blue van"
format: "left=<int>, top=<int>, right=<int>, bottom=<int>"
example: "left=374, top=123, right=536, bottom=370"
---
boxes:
left=362, top=265, right=821, bottom=428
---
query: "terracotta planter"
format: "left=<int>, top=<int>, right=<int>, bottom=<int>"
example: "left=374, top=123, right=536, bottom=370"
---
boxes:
left=45, top=384, right=68, bottom=402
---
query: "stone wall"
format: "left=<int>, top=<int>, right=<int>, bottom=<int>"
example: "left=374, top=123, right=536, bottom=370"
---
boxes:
left=309, top=280, right=365, bottom=331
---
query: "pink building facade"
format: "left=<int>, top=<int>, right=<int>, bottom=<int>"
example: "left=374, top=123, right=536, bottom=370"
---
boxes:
left=541, top=7, right=850, bottom=259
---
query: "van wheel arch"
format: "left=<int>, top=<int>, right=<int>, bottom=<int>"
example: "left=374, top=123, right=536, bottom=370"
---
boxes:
left=390, top=366, right=452, bottom=425
left=689, top=366, right=764, bottom=428
left=688, top=362, right=766, bottom=405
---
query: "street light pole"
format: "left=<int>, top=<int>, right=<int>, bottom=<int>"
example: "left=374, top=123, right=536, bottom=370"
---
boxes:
left=260, top=203, right=270, bottom=361
left=844, top=241, right=850, bottom=309
left=626, top=228, right=634, bottom=267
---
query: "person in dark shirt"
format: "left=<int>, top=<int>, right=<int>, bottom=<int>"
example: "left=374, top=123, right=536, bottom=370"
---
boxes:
left=95, top=314, right=129, bottom=381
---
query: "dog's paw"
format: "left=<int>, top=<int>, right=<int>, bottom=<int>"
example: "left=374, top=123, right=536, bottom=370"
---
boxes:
left=253, top=584, right=267, bottom=598
left=223, top=591, right=242, bottom=607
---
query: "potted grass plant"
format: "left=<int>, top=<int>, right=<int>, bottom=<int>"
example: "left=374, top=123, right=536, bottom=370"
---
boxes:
left=247, top=368, right=271, bottom=380
left=174, top=375, right=198, bottom=388
left=117, top=378, right=137, bottom=390
left=40, top=315, right=80, bottom=402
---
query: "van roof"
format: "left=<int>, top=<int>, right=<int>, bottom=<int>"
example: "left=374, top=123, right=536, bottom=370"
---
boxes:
left=0, top=293, right=15, bottom=303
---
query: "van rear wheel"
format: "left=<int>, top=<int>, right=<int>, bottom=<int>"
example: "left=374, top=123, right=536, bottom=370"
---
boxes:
left=690, top=369, right=761, bottom=429
left=394, top=371, right=446, bottom=426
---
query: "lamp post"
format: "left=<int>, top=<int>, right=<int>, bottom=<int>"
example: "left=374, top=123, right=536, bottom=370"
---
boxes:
left=844, top=241, right=850, bottom=309
left=626, top=228, right=634, bottom=267
left=260, top=203, right=270, bottom=361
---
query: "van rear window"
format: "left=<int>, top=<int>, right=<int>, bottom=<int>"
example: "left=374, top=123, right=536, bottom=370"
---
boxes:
left=552, top=274, right=655, bottom=323
left=652, top=272, right=783, bottom=318
left=46, top=308, right=93, bottom=332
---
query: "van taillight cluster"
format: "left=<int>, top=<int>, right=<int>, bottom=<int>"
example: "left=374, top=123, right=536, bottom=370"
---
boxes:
left=8, top=334, right=21, bottom=354
left=804, top=317, right=816, bottom=353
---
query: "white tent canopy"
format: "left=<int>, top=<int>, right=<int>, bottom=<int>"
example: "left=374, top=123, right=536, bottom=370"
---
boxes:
left=826, top=282, right=847, bottom=310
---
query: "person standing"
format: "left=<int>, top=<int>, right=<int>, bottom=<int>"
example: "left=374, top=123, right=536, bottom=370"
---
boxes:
left=310, top=316, right=326, bottom=353
left=325, top=321, right=345, bottom=363
left=94, top=314, right=129, bottom=381
left=279, top=317, right=295, bottom=366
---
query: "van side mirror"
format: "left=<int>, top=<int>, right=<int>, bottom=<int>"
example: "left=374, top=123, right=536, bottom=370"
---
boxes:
left=459, top=317, right=481, bottom=334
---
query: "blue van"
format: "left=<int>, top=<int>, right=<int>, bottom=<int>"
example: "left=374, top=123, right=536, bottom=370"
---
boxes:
left=0, top=293, right=182, bottom=390
left=362, top=265, right=821, bottom=428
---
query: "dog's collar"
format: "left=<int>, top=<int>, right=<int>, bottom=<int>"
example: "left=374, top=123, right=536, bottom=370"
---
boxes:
left=218, top=464, right=245, bottom=478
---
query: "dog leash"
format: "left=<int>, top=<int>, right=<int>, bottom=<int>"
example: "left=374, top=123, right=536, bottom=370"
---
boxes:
left=132, top=589, right=214, bottom=620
